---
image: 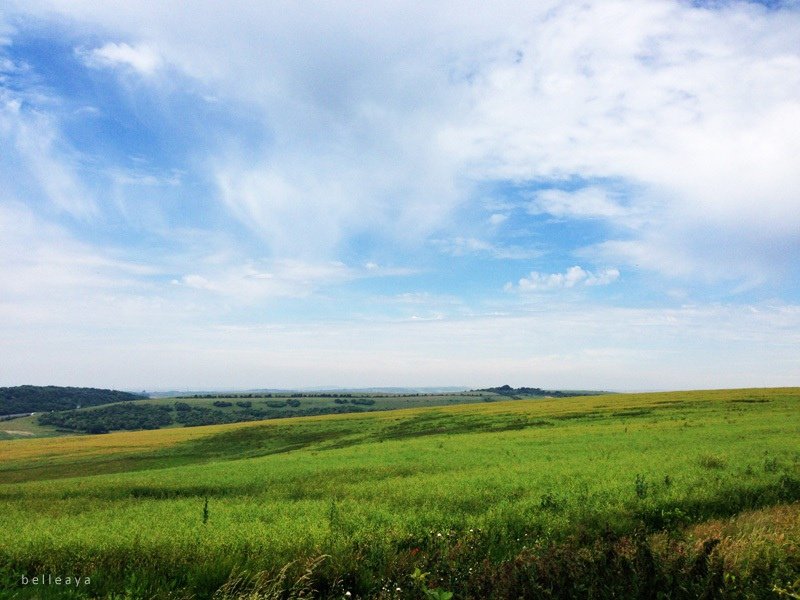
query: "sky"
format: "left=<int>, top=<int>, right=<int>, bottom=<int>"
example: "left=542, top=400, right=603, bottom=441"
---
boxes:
left=1, top=0, right=799, bottom=391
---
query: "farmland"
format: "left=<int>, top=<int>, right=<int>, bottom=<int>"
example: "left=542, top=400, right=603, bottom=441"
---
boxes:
left=0, top=388, right=798, bottom=598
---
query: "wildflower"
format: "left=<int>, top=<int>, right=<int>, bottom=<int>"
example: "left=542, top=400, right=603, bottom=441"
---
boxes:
left=396, top=587, right=402, bottom=592
left=345, top=593, right=351, bottom=598
left=437, top=532, right=442, bottom=538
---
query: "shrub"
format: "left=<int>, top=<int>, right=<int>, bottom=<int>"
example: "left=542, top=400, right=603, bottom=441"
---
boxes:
left=635, top=474, right=648, bottom=499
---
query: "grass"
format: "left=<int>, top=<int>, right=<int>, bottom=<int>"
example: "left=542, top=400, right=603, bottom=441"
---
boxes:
left=0, top=388, right=798, bottom=598
left=0, top=415, right=68, bottom=439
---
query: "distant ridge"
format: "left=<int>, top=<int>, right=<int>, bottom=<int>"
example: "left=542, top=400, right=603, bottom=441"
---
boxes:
left=0, top=385, right=146, bottom=416
left=475, top=385, right=605, bottom=398
left=147, top=386, right=469, bottom=398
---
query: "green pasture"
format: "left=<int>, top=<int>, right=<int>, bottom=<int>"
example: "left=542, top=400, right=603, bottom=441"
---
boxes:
left=0, top=388, right=798, bottom=598
left=0, top=415, right=65, bottom=439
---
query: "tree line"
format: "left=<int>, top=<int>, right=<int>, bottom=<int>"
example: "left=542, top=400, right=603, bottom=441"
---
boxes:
left=37, top=401, right=376, bottom=433
left=1, top=386, right=146, bottom=416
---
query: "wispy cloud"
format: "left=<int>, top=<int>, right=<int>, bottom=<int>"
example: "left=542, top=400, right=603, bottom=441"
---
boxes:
left=0, top=91, right=96, bottom=218
left=432, top=237, right=541, bottom=260
left=527, top=187, right=629, bottom=220
left=171, top=259, right=356, bottom=301
left=105, top=166, right=182, bottom=187
left=81, top=42, right=163, bottom=75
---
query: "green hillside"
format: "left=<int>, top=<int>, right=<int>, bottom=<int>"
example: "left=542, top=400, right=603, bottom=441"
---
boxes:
left=1, top=388, right=798, bottom=599
left=0, top=385, right=146, bottom=416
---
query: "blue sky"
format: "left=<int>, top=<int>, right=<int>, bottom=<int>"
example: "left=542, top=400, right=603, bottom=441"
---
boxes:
left=1, top=1, right=799, bottom=390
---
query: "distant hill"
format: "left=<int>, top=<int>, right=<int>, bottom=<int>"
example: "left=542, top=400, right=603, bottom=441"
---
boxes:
left=0, top=386, right=146, bottom=416
left=475, top=385, right=604, bottom=398
left=146, top=386, right=469, bottom=398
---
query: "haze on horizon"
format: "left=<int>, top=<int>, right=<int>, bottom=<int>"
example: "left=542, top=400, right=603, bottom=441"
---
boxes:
left=1, top=1, right=799, bottom=392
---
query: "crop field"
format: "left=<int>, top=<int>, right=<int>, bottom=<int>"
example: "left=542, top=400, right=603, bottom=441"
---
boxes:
left=1, top=388, right=799, bottom=599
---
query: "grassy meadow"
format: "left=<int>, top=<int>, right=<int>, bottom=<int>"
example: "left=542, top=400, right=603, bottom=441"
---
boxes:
left=1, top=388, right=798, bottom=599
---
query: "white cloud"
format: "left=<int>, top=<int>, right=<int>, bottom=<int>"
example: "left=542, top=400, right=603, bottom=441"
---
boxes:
left=106, top=166, right=182, bottom=187
left=171, top=261, right=351, bottom=300
left=507, top=265, right=620, bottom=292
left=214, top=168, right=347, bottom=257
left=528, top=187, right=629, bottom=220
left=488, top=213, right=508, bottom=225
left=0, top=90, right=96, bottom=218
left=0, top=202, right=163, bottom=327
left=83, top=42, right=162, bottom=75
left=440, top=1, right=800, bottom=280
left=389, top=292, right=460, bottom=306
left=433, top=236, right=541, bottom=260
left=169, top=258, right=417, bottom=303
left=9, top=1, right=800, bottom=279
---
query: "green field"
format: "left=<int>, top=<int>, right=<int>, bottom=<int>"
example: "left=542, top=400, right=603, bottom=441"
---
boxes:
left=1, top=388, right=798, bottom=599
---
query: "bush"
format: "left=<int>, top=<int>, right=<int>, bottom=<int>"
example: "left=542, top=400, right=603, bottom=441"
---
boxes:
left=213, top=401, right=233, bottom=408
left=351, top=398, right=376, bottom=406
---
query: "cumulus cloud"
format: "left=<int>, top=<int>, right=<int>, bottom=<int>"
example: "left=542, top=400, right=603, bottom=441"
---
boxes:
left=506, top=266, right=620, bottom=292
